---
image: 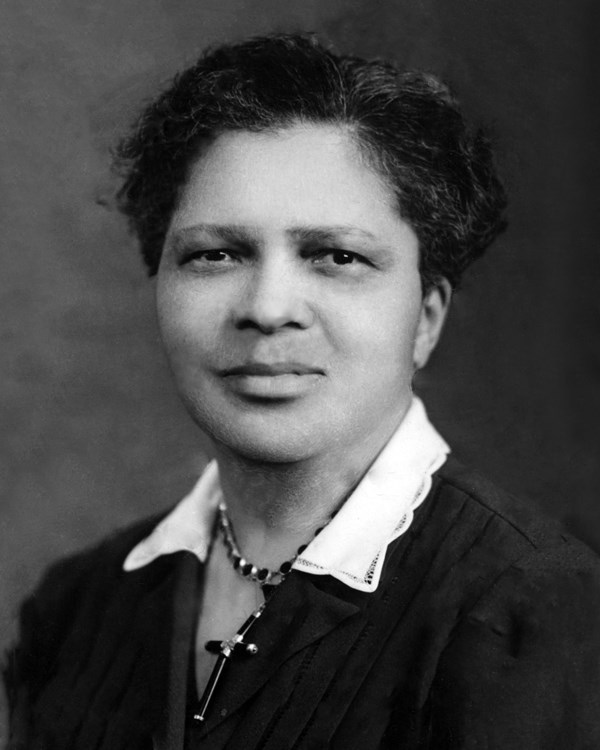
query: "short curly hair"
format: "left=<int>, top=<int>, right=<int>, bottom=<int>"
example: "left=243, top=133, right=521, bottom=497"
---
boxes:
left=115, top=33, right=507, bottom=289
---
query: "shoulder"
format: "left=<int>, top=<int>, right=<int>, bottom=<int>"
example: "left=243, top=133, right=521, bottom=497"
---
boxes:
left=31, top=510, right=167, bottom=614
left=3, top=511, right=185, bottom=745
left=428, top=457, right=600, bottom=630
left=403, top=457, right=600, bottom=636
left=432, top=456, right=599, bottom=565
left=4, top=512, right=168, bottom=691
left=423, top=461, right=600, bottom=746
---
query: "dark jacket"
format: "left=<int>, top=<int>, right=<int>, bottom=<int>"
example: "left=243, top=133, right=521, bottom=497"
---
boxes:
left=5, top=459, right=600, bottom=749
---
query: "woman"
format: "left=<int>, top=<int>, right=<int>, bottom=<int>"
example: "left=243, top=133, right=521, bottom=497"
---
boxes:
left=5, top=33, right=600, bottom=749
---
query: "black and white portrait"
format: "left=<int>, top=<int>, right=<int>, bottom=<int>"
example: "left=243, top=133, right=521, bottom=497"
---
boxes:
left=1, top=2, right=599, bottom=748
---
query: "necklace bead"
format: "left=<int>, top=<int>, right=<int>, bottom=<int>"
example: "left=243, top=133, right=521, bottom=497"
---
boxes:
left=217, top=503, right=328, bottom=587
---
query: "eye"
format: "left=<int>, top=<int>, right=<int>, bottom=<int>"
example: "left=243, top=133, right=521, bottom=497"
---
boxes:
left=193, top=249, right=232, bottom=262
left=179, top=248, right=238, bottom=267
left=328, top=250, right=356, bottom=265
left=310, top=248, right=368, bottom=268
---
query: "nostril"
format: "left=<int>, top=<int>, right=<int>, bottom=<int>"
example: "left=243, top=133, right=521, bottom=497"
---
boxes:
left=235, top=317, right=305, bottom=333
left=232, top=291, right=312, bottom=332
left=235, top=318, right=271, bottom=332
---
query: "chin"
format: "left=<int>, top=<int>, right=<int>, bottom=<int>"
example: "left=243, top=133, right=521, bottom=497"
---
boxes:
left=184, top=395, right=327, bottom=464
left=222, top=438, right=315, bottom=464
left=212, top=424, right=322, bottom=464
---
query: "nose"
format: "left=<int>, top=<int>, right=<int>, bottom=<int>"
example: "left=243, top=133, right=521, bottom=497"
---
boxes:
left=233, top=258, right=313, bottom=333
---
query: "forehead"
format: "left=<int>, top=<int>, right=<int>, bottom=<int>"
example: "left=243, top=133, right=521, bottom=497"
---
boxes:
left=171, top=124, right=402, bottom=238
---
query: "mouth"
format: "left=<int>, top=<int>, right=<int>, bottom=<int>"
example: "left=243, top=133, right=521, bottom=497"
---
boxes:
left=222, top=362, right=325, bottom=377
left=220, top=362, right=325, bottom=398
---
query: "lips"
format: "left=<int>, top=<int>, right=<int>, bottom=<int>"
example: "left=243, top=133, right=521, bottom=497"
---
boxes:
left=220, top=361, right=325, bottom=398
left=222, top=362, right=324, bottom=377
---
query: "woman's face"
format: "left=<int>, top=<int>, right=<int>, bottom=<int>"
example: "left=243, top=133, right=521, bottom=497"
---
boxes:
left=157, top=125, right=448, bottom=463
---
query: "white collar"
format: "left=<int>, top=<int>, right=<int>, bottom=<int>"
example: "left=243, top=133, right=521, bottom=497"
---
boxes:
left=123, top=397, right=449, bottom=593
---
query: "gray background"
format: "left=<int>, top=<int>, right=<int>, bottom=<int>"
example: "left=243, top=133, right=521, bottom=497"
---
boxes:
left=1, top=0, right=598, bottom=738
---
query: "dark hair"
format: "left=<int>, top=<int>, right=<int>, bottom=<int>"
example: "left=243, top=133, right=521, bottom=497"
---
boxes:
left=115, top=33, right=507, bottom=289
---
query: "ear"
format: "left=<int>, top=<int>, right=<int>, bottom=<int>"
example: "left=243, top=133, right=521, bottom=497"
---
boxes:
left=412, top=278, right=452, bottom=370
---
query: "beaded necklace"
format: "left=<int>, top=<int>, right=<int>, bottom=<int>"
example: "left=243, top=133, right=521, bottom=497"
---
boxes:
left=217, top=502, right=327, bottom=586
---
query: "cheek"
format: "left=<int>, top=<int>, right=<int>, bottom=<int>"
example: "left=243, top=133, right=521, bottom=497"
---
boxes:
left=331, top=292, right=421, bottom=367
left=156, top=281, right=222, bottom=365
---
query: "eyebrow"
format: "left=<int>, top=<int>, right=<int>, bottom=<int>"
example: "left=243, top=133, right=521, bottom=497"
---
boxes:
left=288, top=225, right=378, bottom=244
left=169, top=223, right=379, bottom=245
left=169, top=224, right=258, bottom=245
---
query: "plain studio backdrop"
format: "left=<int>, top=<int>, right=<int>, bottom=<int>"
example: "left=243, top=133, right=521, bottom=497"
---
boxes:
left=1, top=0, right=599, bottom=739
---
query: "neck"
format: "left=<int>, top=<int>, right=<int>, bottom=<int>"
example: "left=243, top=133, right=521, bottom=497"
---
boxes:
left=210, top=403, right=409, bottom=570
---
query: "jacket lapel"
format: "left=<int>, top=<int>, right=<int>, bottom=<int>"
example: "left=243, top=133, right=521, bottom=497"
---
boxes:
left=152, top=553, right=202, bottom=750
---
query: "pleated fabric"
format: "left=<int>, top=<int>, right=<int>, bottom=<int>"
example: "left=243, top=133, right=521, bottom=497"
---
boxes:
left=5, top=459, right=600, bottom=749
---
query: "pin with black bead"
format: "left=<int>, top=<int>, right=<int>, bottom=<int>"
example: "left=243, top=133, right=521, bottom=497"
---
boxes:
left=192, top=602, right=265, bottom=724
